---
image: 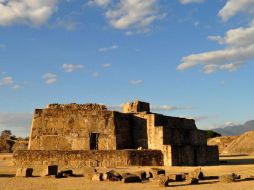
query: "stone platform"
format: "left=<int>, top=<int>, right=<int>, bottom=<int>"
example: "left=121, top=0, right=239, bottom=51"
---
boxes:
left=13, top=149, right=163, bottom=169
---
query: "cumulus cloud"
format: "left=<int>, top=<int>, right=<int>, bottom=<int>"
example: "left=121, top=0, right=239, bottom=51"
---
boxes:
left=219, top=0, right=254, bottom=21
left=105, top=0, right=161, bottom=29
left=98, top=45, right=119, bottom=52
left=130, top=79, right=143, bottom=85
left=179, top=0, right=204, bottom=5
left=62, top=64, right=84, bottom=72
left=0, top=112, right=32, bottom=137
left=178, top=19, right=254, bottom=73
left=0, top=0, right=58, bottom=26
left=91, top=0, right=164, bottom=33
left=43, top=73, right=57, bottom=84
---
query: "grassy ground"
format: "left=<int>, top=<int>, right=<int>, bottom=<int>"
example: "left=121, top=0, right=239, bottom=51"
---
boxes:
left=0, top=153, right=254, bottom=190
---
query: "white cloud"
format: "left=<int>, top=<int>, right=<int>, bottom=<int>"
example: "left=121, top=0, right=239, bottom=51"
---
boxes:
left=105, top=0, right=163, bottom=30
left=91, top=0, right=164, bottom=33
left=219, top=0, right=254, bottom=21
left=0, top=112, right=32, bottom=137
left=88, top=0, right=111, bottom=6
left=101, top=63, right=112, bottom=68
left=186, top=116, right=208, bottom=122
left=130, top=79, right=143, bottom=85
left=178, top=20, right=254, bottom=73
left=43, top=73, right=57, bottom=84
left=0, top=0, right=58, bottom=26
left=179, top=0, right=204, bottom=5
left=151, top=105, right=178, bottom=111
left=62, top=64, right=84, bottom=72
left=99, top=45, right=119, bottom=52
left=0, top=76, right=21, bottom=89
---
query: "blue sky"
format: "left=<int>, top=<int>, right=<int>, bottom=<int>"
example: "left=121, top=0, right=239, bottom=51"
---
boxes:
left=1, top=0, right=254, bottom=137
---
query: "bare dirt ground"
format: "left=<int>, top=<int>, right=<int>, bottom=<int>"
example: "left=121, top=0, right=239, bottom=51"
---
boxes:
left=1, top=153, right=254, bottom=190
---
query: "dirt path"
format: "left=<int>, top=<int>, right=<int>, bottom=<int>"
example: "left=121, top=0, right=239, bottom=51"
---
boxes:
left=0, top=154, right=254, bottom=190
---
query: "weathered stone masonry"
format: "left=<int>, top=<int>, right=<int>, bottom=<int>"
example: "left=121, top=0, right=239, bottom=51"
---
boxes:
left=14, top=101, right=219, bottom=168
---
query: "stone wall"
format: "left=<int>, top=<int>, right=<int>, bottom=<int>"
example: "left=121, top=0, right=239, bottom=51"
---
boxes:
left=114, top=112, right=132, bottom=149
left=162, top=127, right=207, bottom=146
left=171, top=145, right=219, bottom=166
left=29, top=107, right=117, bottom=151
left=154, top=114, right=197, bottom=129
left=13, top=150, right=163, bottom=169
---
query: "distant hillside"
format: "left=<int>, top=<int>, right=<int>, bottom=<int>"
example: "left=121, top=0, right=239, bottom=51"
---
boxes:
left=212, top=120, right=254, bottom=136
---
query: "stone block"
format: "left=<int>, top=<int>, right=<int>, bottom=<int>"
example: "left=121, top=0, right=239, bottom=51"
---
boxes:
left=106, top=170, right=122, bottom=181
left=187, top=167, right=204, bottom=179
left=92, top=173, right=103, bottom=181
left=219, top=173, right=239, bottom=183
left=168, top=173, right=185, bottom=181
left=187, top=178, right=199, bottom=184
left=149, top=168, right=165, bottom=178
left=16, top=168, right=33, bottom=177
left=157, top=175, right=170, bottom=187
left=83, top=167, right=97, bottom=180
left=132, top=170, right=147, bottom=180
left=121, top=173, right=141, bottom=183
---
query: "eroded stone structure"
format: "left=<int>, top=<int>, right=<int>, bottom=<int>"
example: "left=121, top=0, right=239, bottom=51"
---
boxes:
left=14, top=100, right=218, bottom=169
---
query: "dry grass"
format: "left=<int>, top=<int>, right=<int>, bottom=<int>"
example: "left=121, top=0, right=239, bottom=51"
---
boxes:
left=1, top=153, right=254, bottom=190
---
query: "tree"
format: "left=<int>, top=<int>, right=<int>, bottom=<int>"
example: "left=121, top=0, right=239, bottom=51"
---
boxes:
left=206, top=130, right=221, bottom=139
left=1, top=130, right=12, bottom=137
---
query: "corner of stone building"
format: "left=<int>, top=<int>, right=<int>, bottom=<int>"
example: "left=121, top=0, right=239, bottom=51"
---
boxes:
left=122, top=100, right=150, bottom=113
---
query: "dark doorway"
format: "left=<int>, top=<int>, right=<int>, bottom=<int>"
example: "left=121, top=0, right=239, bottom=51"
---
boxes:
left=89, top=133, right=100, bottom=150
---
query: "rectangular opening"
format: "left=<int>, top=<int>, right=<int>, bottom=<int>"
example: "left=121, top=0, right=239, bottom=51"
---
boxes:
left=89, top=133, right=100, bottom=150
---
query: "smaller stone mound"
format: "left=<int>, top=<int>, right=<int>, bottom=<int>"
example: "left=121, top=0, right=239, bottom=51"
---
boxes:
left=208, top=136, right=238, bottom=154
left=223, top=131, right=254, bottom=154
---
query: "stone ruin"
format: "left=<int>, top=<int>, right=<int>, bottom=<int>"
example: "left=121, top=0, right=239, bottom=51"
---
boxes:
left=14, top=100, right=219, bottom=171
